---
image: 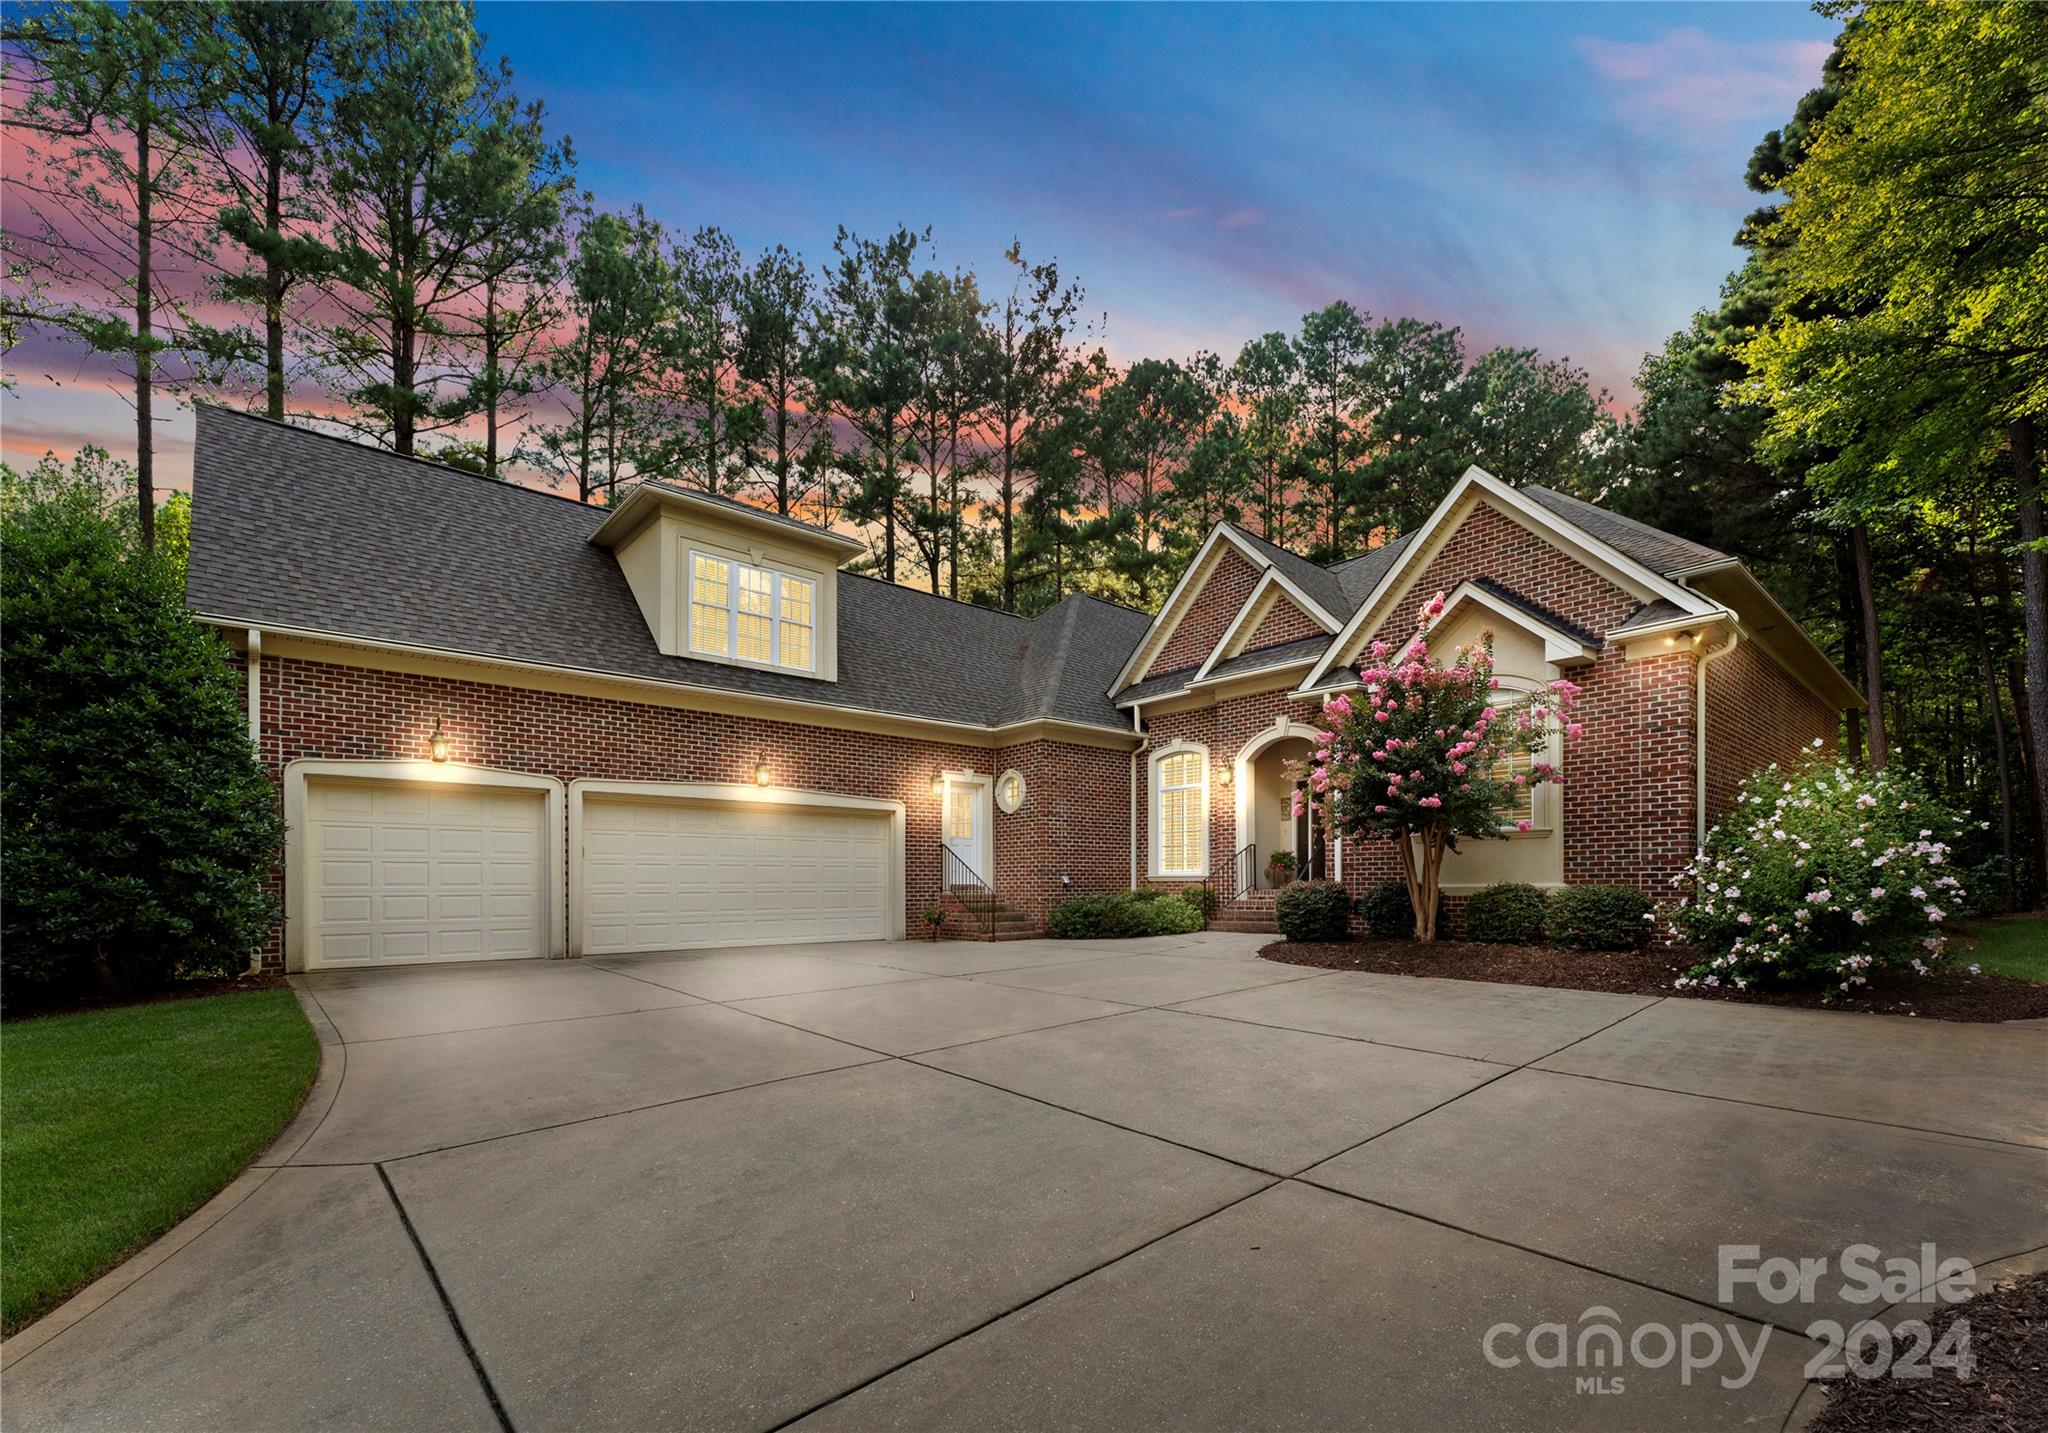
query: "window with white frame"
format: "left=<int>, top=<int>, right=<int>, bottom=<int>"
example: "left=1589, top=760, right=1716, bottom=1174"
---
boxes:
left=1153, top=747, right=1208, bottom=876
left=688, top=552, right=816, bottom=673
left=1485, top=692, right=1542, bottom=830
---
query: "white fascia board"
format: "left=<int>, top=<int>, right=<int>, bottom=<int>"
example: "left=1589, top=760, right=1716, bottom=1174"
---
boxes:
left=1191, top=570, right=1336, bottom=682
left=1297, top=467, right=1717, bottom=693
left=1106, top=523, right=1272, bottom=695
left=1430, top=580, right=1599, bottom=666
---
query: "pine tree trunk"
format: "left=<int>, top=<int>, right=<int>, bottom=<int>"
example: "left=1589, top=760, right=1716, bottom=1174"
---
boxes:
left=263, top=151, right=285, bottom=420
left=1000, top=425, right=1016, bottom=612
left=2011, top=417, right=2048, bottom=900
left=133, top=67, right=155, bottom=551
left=1850, top=522, right=1887, bottom=769
left=483, top=277, right=501, bottom=476
left=1966, top=532, right=2018, bottom=913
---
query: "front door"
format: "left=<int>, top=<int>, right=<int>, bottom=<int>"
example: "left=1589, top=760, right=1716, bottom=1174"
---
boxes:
left=943, top=775, right=992, bottom=885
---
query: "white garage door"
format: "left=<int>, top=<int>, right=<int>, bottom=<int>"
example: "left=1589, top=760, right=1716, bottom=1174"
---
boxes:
left=580, top=797, right=891, bottom=955
left=304, top=779, right=548, bottom=969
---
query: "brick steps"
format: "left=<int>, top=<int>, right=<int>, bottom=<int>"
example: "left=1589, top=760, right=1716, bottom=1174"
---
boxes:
left=1211, top=888, right=1281, bottom=935
left=941, top=892, right=1041, bottom=941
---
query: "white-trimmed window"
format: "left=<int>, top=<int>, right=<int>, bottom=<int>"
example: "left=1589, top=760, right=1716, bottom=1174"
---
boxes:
left=688, top=552, right=816, bottom=673
left=1485, top=690, right=1544, bottom=830
left=1152, top=746, right=1208, bottom=877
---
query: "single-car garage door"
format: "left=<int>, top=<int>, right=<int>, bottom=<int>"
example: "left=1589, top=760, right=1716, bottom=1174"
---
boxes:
left=580, top=796, right=890, bottom=955
left=304, top=778, right=549, bottom=969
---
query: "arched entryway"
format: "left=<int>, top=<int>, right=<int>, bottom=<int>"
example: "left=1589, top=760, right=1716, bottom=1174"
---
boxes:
left=1234, top=719, right=1331, bottom=890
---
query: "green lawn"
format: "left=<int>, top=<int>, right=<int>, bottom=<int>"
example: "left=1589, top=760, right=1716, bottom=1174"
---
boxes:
left=1, top=987, right=318, bottom=1334
left=1958, top=915, right=2048, bottom=984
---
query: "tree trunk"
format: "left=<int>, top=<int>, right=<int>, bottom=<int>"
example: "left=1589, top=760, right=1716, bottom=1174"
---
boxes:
left=483, top=276, right=501, bottom=476
left=1966, top=536, right=2018, bottom=914
left=263, top=150, right=285, bottom=420
left=1850, top=522, right=1887, bottom=769
left=774, top=368, right=791, bottom=515
left=881, top=418, right=897, bottom=583
left=133, top=68, right=155, bottom=551
left=1000, top=425, right=1016, bottom=612
left=2012, top=416, right=2048, bottom=900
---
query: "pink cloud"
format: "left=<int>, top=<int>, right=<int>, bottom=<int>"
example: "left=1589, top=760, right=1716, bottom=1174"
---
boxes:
left=1577, top=27, right=1831, bottom=134
left=1217, top=209, right=1263, bottom=231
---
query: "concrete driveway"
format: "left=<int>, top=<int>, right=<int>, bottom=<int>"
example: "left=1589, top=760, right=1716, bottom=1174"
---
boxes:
left=5, top=934, right=2045, bottom=1432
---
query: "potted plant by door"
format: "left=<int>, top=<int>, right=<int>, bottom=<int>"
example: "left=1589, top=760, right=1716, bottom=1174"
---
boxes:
left=1265, top=850, right=1298, bottom=888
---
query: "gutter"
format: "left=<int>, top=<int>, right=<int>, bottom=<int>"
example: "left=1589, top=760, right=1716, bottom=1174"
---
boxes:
left=190, top=613, right=1139, bottom=749
left=1128, top=704, right=1150, bottom=890
left=245, top=628, right=265, bottom=976
left=1695, top=626, right=1740, bottom=846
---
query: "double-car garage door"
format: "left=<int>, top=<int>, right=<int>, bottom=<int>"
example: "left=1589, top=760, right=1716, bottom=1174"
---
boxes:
left=299, top=774, right=893, bottom=970
left=578, top=797, right=890, bottom=955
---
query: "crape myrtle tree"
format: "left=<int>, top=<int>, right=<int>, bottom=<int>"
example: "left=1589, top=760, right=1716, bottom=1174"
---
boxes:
left=1296, top=591, right=1582, bottom=940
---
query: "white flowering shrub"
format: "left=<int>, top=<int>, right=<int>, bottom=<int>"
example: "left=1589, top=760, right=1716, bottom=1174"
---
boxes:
left=1668, top=747, right=1968, bottom=992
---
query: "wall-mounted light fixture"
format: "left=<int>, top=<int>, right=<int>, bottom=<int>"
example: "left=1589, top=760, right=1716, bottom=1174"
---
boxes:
left=428, top=718, right=451, bottom=763
left=755, top=757, right=772, bottom=787
left=930, top=772, right=946, bottom=798
left=1218, top=765, right=1234, bottom=788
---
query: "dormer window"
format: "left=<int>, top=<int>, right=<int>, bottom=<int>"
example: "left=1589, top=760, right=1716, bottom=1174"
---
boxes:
left=689, top=552, right=816, bottom=673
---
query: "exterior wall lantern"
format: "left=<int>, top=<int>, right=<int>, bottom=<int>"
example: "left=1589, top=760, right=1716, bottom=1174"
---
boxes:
left=428, top=718, right=451, bottom=763
left=755, top=757, right=772, bottom=787
left=930, top=772, right=945, bottom=798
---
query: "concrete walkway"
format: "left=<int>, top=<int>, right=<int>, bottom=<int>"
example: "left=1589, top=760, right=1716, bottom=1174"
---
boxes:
left=5, top=934, right=2044, bottom=1432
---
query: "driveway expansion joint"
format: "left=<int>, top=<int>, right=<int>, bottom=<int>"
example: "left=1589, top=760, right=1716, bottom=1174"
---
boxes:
left=376, top=1164, right=516, bottom=1433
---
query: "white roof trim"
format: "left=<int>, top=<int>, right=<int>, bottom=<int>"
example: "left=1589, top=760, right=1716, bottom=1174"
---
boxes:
left=1427, top=581, right=1600, bottom=667
left=1298, top=467, right=1719, bottom=692
left=1191, top=570, right=1338, bottom=683
left=1109, top=523, right=1328, bottom=694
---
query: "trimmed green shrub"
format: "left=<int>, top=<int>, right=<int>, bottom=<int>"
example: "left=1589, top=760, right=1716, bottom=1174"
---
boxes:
left=1546, top=885, right=1652, bottom=951
left=1357, top=879, right=1443, bottom=940
left=1465, top=883, right=1547, bottom=944
left=2, top=455, right=284, bottom=995
left=1275, top=880, right=1351, bottom=942
left=1182, top=883, right=1218, bottom=927
left=1047, top=890, right=1203, bottom=939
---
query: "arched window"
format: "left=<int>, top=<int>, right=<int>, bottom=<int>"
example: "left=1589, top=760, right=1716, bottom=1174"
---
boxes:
left=1152, top=744, right=1209, bottom=877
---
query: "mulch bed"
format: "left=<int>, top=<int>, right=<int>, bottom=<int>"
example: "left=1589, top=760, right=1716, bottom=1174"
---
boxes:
left=1259, top=940, right=2048, bottom=1023
left=1808, top=1270, right=2047, bottom=1432
left=2, top=973, right=292, bottom=1023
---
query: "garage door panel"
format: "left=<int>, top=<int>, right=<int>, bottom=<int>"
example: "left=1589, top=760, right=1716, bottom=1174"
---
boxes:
left=578, top=796, right=891, bottom=955
left=305, top=779, right=548, bottom=970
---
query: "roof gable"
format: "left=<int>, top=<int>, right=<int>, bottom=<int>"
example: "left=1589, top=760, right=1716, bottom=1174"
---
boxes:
left=1299, top=468, right=1722, bottom=692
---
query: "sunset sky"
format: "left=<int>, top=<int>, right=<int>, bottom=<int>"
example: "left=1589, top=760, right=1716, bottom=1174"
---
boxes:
left=1, top=1, right=1839, bottom=492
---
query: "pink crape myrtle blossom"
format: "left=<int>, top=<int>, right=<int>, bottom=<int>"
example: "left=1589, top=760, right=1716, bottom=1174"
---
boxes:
left=1286, top=592, right=1580, bottom=942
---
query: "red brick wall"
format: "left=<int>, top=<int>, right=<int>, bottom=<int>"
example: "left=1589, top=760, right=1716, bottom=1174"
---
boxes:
left=1149, top=550, right=1260, bottom=676
left=1244, top=593, right=1326, bottom=649
left=1135, top=499, right=1714, bottom=922
left=249, top=656, right=1132, bottom=967
left=1703, top=637, right=1838, bottom=830
left=1363, top=501, right=1641, bottom=659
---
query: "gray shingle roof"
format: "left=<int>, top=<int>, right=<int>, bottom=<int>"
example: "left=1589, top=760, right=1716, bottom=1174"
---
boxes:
left=1606, top=599, right=1693, bottom=636
left=1325, top=529, right=1418, bottom=608
left=1225, top=523, right=1351, bottom=618
left=1522, top=486, right=1727, bottom=577
left=184, top=405, right=1147, bottom=732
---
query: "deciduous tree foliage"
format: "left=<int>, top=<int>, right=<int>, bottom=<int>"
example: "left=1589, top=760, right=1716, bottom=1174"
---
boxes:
left=1740, top=0, right=2047, bottom=893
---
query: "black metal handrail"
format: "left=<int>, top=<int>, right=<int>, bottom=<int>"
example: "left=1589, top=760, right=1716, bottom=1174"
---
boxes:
left=941, top=847, right=997, bottom=938
left=1202, top=844, right=1257, bottom=924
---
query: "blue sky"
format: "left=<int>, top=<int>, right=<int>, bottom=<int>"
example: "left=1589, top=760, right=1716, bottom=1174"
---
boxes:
left=2, top=2, right=1839, bottom=484
left=479, top=1, right=1836, bottom=395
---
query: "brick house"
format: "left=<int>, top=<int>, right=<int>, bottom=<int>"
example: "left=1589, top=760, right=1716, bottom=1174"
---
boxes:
left=186, top=406, right=1858, bottom=970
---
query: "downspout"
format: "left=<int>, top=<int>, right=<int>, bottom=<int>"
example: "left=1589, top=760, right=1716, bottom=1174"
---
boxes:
left=246, top=628, right=265, bottom=975
left=1695, top=626, right=1739, bottom=847
left=1128, top=704, right=1150, bottom=891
